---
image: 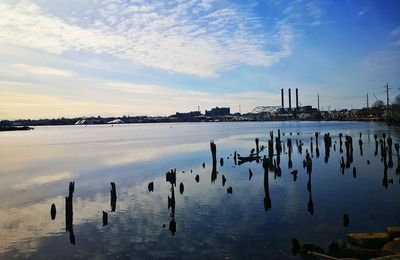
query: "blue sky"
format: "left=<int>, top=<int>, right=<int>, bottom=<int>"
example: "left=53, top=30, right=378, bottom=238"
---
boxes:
left=0, top=0, right=399, bottom=119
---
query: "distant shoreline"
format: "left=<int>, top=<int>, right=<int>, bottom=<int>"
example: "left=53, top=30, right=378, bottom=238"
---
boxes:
left=0, top=118, right=386, bottom=131
left=0, top=126, right=34, bottom=132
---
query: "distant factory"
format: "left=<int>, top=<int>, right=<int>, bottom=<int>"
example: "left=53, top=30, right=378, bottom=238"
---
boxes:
left=277, top=88, right=319, bottom=118
left=169, top=107, right=231, bottom=122
left=280, top=88, right=300, bottom=110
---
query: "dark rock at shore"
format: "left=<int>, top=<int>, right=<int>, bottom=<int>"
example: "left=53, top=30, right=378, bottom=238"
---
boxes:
left=328, top=240, right=353, bottom=258
left=347, top=232, right=390, bottom=249
left=382, top=240, right=400, bottom=257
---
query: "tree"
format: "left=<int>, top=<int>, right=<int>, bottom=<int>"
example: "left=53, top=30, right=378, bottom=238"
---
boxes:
left=391, top=95, right=400, bottom=125
left=372, top=100, right=385, bottom=108
left=393, top=94, right=400, bottom=105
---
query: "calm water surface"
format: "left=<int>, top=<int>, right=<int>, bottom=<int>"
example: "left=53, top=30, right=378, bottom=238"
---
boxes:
left=0, top=121, right=399, bottom=259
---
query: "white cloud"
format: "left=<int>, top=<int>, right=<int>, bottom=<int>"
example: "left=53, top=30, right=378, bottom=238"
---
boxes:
left=0, top=78, right=281, bottom=119
left=0, top=0, right=294, bottom=77
left=11, top=64, right=76, bottom=77
left=102, top=80, right=280, bottom=113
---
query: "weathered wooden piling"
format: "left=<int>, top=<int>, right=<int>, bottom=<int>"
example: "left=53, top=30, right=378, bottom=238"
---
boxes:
left=166, top=169, right=176, bottom=186
left=255, top=138, right=259, bottom=155
left=343, top=214, right=349, bottom=227
left=148, top=181, right=154, bottom=192
left=210, top=141, right=218, bottom=184
left=50, top=203, right=56, bottom=220
left=110, top=182, right=117, bottom=212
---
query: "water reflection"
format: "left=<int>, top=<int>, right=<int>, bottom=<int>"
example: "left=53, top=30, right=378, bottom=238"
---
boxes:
left=1, top=122, right=400, bottom=258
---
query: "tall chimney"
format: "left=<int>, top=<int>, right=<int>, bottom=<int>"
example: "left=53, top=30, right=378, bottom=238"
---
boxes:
left=288, top=88, right=292, bottom=110
left=295, top=88, right=299, bottom=109
left=281, top=89, right=284, bottom=108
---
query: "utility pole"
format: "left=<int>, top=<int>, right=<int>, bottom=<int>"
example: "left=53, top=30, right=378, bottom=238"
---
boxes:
left=317, top=94, right=320, bottom=111
left=385, top=83, right=390, bottom=121
left=366, top=93, right=369, bottom=108
left=239, top=104, right=241, bottom=115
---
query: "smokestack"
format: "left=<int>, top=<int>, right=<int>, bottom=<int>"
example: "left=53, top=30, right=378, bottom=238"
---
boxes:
left=288, top=88, right=292, bottom=110
left=296, top=88, right=299, bottom=109
left=281, top=89, right=284, bottom=108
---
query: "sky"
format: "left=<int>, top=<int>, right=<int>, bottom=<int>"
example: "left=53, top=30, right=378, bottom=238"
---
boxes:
left=0, top=0, right=399, bottom=119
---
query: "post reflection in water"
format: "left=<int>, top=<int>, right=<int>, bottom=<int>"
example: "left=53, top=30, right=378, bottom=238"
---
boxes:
left=359, top=132, right=364, bottom=157
left=262, top=155, right=271, bottom=211
left=167, top=184, right=176, bottom=236
left=65, top=181, right=75, bottom=245
left=307, top=170, right=314, bottom=216
left=305, top=150, right=314, bottom=215
left=287, top=138, right=293, bottom=169
left=395, top=143, right=400, bottom=175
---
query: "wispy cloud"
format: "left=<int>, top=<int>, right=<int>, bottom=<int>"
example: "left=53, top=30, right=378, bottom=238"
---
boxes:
left=357, top=10, right=365, bottom=17
left=281, top=0, right=324, bottom=27
left=0, top=0, right=294, bottom=77
left=391, top=26, right=400, bottom=37
left=390, top=26, right=400, bottom=47
left=11, top=64, right=76, bottom=77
